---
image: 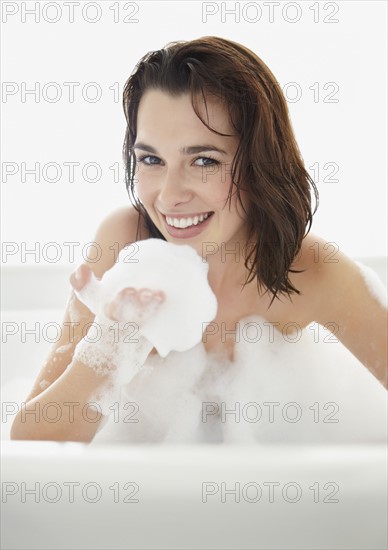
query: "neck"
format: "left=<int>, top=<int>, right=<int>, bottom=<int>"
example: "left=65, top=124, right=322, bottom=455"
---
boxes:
left=203, top=241, right=251, bottom=296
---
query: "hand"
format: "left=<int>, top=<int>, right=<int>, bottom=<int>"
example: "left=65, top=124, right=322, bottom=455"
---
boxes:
left=68, top=264, right=166, bottom=416
left=70, top=264, right=166, bottom=326
left=104, top=287, right=165, bottom=326
left=69, top=238, right=218, bottom=358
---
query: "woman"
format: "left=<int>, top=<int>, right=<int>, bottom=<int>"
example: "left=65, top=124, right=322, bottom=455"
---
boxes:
left=11, top=36, right=387, bottom=443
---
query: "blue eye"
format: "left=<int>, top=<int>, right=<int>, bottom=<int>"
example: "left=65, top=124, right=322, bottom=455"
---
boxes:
left=194, top=156, right=220, bottom=167
left=136, top=155, right=160, bottom=165
left=135, top=155, right=220, bottom=167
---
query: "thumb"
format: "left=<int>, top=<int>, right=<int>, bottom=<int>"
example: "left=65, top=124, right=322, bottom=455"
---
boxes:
left=69, top=264, right=91, bottom=291
left=69, top=264, right=101, bottom=314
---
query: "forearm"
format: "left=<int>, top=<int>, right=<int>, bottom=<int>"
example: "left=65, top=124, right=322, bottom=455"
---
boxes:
left=10, top=358, right=114, bottom=443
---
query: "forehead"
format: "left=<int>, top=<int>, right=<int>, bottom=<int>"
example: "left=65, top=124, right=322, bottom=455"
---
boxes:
left=136, top=88, right=237, bottom=143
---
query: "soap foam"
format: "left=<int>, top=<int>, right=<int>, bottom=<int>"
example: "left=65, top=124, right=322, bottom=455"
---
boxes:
left=70, top=239, right=218, bottom=416
left=69, top=241, right=386, bottom=445
left=67, top=289, right=82, bottom=323
left=38, top=379, right=50, bottom=390
left=92, top=314, right=387, bottom=445
left=73, top=239, right=217, bottom=358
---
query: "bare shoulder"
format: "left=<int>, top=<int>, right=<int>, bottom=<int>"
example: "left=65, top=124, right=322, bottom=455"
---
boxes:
left=291, top=232, right=343, bottom=272
left=291, top=231, right=359, bottom=283
left=287, top=231, right=367, bottom=322
left=84, top=205, right=149, bottom=279
left=293, top=232, right=387, bottom=387
left=300, top=232, right=384, bottom=317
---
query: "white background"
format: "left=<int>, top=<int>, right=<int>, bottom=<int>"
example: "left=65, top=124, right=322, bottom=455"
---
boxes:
left=1, top=0, right=387, bottom=265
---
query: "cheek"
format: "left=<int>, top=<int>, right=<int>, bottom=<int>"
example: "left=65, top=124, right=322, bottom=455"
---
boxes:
left=212, top=178, right=248, bottom=218
left=227, top=191, right=249, bottom=226
left=134, top=179, right=153, bottom=205
left=206, top=174, right=233, bottom=205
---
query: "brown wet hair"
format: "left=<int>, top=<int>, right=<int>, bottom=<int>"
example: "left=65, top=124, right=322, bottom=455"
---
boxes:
left=122, top=35, right=319, bottom=303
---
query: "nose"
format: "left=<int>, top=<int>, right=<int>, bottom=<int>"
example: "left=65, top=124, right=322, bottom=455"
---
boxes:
left=157, top=167, right=193, bottom=208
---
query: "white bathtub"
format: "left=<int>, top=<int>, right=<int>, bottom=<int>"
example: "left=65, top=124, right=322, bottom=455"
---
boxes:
left=1, top=258, right=387, bottom=549
left=1, top=440, right=386, bottom=550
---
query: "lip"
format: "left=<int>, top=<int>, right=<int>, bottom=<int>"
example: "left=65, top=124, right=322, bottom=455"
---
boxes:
left=161, top=212, right=214, bottom=239
left=161, top=211, right=213, bottom=220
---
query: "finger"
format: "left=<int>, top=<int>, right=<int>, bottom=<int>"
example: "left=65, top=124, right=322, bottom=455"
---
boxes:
left=104, top=287, right=137, bottom=321
left=153, top=290, right=166, bottom=303
left=71, top=266, right=101, bottom=314
left=138, top=289, right=154, bottom=304
left=69, top=264, right=91, bottom=291
left=118, top=287, right=137, bottom=299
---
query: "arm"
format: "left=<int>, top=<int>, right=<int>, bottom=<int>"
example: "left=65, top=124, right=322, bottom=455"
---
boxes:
left=10, top=206, right=145, bottom=442
left=313, top=248, right=387, bottom=389
left=10, top=353, right=113, bottom=443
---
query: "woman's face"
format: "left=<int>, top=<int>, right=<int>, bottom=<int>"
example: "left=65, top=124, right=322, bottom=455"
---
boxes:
left=133, top=89, right=248, bottom=257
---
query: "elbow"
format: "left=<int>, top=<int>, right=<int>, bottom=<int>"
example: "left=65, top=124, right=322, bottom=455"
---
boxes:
left=10, top=413, right=30, bottom=441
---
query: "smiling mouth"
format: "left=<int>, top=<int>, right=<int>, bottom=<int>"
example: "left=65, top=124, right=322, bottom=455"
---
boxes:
left=164, top=212, right=214, bottom=229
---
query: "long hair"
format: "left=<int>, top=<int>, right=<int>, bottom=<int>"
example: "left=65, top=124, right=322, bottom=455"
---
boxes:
left=122, top=36, right=319, bottom=302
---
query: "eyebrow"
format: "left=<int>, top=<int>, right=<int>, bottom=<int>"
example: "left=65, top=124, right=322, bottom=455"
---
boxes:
left=133, top=142, right=228, bottom=155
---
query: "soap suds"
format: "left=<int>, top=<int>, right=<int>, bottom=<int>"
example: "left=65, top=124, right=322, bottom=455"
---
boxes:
left=56, top=343, right=72, bottom=354
left=70, top=239, right=217, bottom=416
left=67, top=289, right=81, bottom=323
left=39, top=379, right=50, bottom=390
left=91, top=315, right=387, bottom=445
left=67, top=241, right=386, bottom=445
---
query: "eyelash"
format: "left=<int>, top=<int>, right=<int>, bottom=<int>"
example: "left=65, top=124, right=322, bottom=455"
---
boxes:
left=136, top=155, right=220, bottom=167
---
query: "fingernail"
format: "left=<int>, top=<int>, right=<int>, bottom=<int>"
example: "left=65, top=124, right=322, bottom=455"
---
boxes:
left=139, top=289, right=153, bottom=300
left=121, top=287, right=136, bottom=299
left=154, top=294, right=164, bottom=303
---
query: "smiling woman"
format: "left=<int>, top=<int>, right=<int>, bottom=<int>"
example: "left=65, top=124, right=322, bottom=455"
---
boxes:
left=122, top=37, right=318, bottom=302
left=133, top=90, right=247, bottom=257
left=10, top=36, right=387, bottom=445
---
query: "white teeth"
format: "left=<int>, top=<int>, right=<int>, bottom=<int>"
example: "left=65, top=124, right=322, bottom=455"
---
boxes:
left=179, top=217, right=192, bottom=229
left=166, top=212, right=212, bottom=229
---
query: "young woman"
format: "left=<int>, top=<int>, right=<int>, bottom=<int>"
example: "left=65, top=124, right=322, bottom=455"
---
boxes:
left=11, top=36, right=387, bottom=443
